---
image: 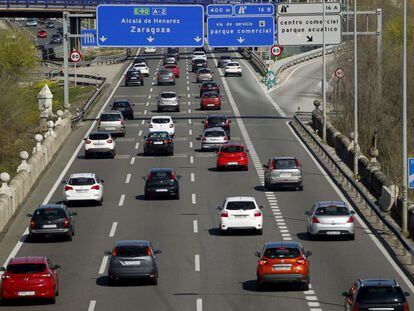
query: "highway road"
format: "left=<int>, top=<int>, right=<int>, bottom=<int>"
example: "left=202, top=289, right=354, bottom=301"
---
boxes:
left=0, top=48, right=413, bottom=311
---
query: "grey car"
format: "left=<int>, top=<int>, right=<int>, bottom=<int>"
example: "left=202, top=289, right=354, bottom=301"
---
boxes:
left=157, top=92, right=181, bottom=112
left=263, top=157, right=303, bottom=190
left=196, top=68, right=214, bottom=83
left=98, top=110, right=126, bottom=136
left=106, top=240, right=161, bottom=285
left=201, top=127, right=228, bottom=151
left=157, top=69, right=175, bottom=86
left=305, top=201, right=355, bottom=240
left=218, top=55, right=232, bottom=68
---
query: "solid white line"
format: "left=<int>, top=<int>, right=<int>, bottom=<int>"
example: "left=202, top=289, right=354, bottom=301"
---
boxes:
left=192, top=193, right=196, bottom=204
left=109, top=222, right=118, bottom=237
left=191, top=173, right=195, bottom=182
left=130, top=156, right=135, bottom=165
left=196, top=298, right=203, bottom=311
left=118, top=194, right=125, bottom=206
left=88, top=300, right=96, bottom=311
left=135, top=142, right=139, bottom=150
left=193, top=220, right=198, bottom=233
left=125, top=173, right=131, bottom=184
left=98, top=256, right=109, bottom=275
left=195, top=254, right=200, bottom=271
left=190, top=156, right=194, bottom=164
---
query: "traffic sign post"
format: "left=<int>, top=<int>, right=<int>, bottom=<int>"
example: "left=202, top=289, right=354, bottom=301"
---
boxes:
left=270, top=44, right=283, bottom=57
left=409, top=158, right=414, bottom=189
left=81, top=29, right=97, bottom=47
left=96, top=4, right=204, bottom=47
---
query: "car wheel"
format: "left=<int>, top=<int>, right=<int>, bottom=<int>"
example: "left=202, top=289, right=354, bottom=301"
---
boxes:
left=48, top=296, right=56, bottom=304
left=264, top=180, right=269, bottom=190
left=66, top=233, right=72, bottom=241
left=55, top=286, right=59, bottom=296
left=224, top=73, right=228, bottom=77
left=144, top=193, right=150, bottom=200
left=256, top=278, right=265, bottom=290
left=97, top=198, right=103, bottom=206
left=175, top=192, right=180, bottom=200
left=301, top=281, right=310, bottom=291
left=243, top=166, right=248, bottom=171
left=149, top=276, right=158, bottom=286
left=348, top=234, right=355, bottom=241
left=220, top=229, right=227, bottom=236
left=298, top=184, right=304, bottom=191
left=108, top=277, right=116, bottom=286
left=256, top=229, right=263, bottom=235
left=176, top=107, right=180, bottom=112
left=84, top=152, right=90, bottom=159
left=141, top=82, right=144, bottom=86
left=110, top=151, right=115, bottom=159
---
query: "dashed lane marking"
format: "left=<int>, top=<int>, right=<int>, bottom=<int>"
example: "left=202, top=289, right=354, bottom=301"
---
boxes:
left=118, top=194, right=125, bottom=207
left=88, top=300, right=96, bottom=311
left=195, top=254, right=200, bottom=271
left=191, top=173, right=195, bottom=182
left=192, top=193, right=196, bottom=204
left=189, top=141, right=193, bottom=148
left=138, top=130, right=143, bottom=136
left=98, top=256, right=109, bottom=275
left=135, top=142, right=140, bottom=150
left=193, top=220, right=198, bottom=233
left=190, top=156, right=194, bottom=164
left=130, top=157, right=135, bottom=165
left=196, top=298, right=203, bottom=311
left=109, top=222, right=118, bottom=237
left=125, top=173, right=131, bottom=184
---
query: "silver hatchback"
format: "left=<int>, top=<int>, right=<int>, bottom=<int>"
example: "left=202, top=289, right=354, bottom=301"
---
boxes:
left=305, top=201, right=355, bottom=240
left=201, top=127, right=228, bottom=151
left=98, top=111, right=125, bottom=137
left=263, top=157, right=303, bottom=190
left=196, top=68, right=214, bottom=83
left=157, top=92, right=181, bottom=112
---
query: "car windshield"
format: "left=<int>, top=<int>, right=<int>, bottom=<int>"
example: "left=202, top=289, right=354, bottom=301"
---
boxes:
left=116, top=246, right=149, bottom=257
left=152, top=118, right=171, bottom=124
left=356, top=287, right=406, bottom=304
left=225, top=201, right=256, bottom=210
left=113, top=101, right=130, bottom=108
left=165, top=65, right=176, bottom=69
left=264, top=247, right=301, bottom=259
left=204, top=130, right=225, bottom=137
left=194, top=52, right=204, bottom=56
left=203, top=93, right=218, bottom=98
left=207, top=117, right=225, bottom=124
left=148, top=132, right=169, bottom=139
left=221, top=146, right=243, bottom=153
left=202, top=83, right=215, bottom=88
left=33, top=208, right=66, bottom=220
left=89, top=133, right=110, bottom=140
left=160, top=93, right=176, bottom=99
left=100, top=114, right=121, bottom=121
left=274, top=159, right=297, bottom=169
left=7, top=264, right=46, bottom=274
left=315, top=205, right=349, bottom=216
left=68, top=177, right=95, bottom=186
left=150, top=172, right=173, bottom=180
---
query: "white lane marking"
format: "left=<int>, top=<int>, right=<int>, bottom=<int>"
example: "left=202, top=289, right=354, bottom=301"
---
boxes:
left=189, top=129, right=192, bottom=135
left=109, top=222, right=118, bottom=237
left=98, top=256, right=109, bottom=274
left=150, top=87, right=153, bottom=92
left=138, top=130, right=143, bottom=136
left=148, top=95, right=152, bottom=99
left=118, top=194, right=125, bottom=207
left=187, top=86, right=190, bottom=91
left=193, top=220, right=198, bottom=233
left=189, top=141, right=193, bottom=148
left=125, top=173, right=131, bottom=184
left=88, top=300, right=96, bottom=311
left=187, top=80, right=190, bottom=85
left=188, top=94, right=191, bottom=98
left=144, top=110, right=148, bottom=115
left=196, top=298, right=203, bottom=311
left=190, top=156, right=194, bottom=164
left=146, top=102, right=149, bottom=106
left=191, top=173, right=195, bottom=182
left=130, top=157, right=135, bottom=165
left=189, top=119, right=192, bottom=125
left=287, top=121, right=414, bottom=293
left=135, top=142, right=140, bottom=150
left=195, top=254, right=200, bottom=271
left=192, top=193, right=196, bottom=204
left=188, top=109, right=192, bottom=113
left=141, top=120, right=145, bottom=125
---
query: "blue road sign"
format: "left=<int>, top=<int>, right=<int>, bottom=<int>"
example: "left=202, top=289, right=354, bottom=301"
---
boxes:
left=206, top=4, right=233, bottom=16
left=96, top=4, right=204, bottom=47
left=207, top=16, right=275, bottom=47
left=409, top=158, right=414, bottom=189
left=234, top=4, right=274, bottom=16
left=81, top=29, right=97, bottom=47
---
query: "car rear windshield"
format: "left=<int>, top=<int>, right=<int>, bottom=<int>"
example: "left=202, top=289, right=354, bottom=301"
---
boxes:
left=89, top=133, right=110, bottom=140
left=356, top=287, right=406, bottom=304
left=199, top=69, right=211, bottom=74
left=148, top=132, right=169, bottom=139
left=100, top=114, right=121, bottom=121
left=160, top=93, right=176, bottom=98
left=150, top=172, right=173, bottom=180
left=227, top=63, right=239, bottom=67
left=194, top=59, right=206, bottom=64
left=274, top=159, right=297, bottom=169
left=7, top=264, right=46, bottom=274
left=226, top=201, right=256, bottom=210
left=165, top=65, right=177, bottom=69
left=127, top=71, right=140, bottom=76
left=207, top=117, right=225, bottom=124
left=220, top=56, right=231, bottom=60
left=202, top=83, right=216, bottom=88
left=113, top=101, right=130, bottom=108
left=33, top=208, right=66, bottom=220
left=203, top=93, right=218, bottom=98
left=264, top=247, right=301, bottom=259
left=52, top=34, right=60, bottom=38
left=116, top=246, right=149, bottom=257
left=315, top=205, right=349, bottom=216
left=221, top=146, right=243, bottom=153
left=68, top=177, right=96, bottom=186
left=204, top=130, right=225, bottom=137
left=152, top=118, right=171, bottom=124
left=134, top=64, right=146, bottom=67
left=159, top=70, right=172, bottom=75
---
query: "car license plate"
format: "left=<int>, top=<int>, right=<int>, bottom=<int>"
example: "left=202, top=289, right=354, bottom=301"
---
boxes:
left=43, top=224, right=57, bottom=229
left=280, top=173, right=291, bottom=177
left=326, top=231, right=341, bottom=235
left=106, top=127, right=116, bottom=131
left=234, top=215, right=247, bottom=218
left=18, top=291, right=35, bottom=296
left=228, top=162, right=238, bottom=165
left=156, top=189, right=168, bottom=192
left=130, top=77, right=137, bottom=80
left=154, top=141, right=163, bottom=145
left=76, top=189, right=88, bottom=193
left=273, top=265, right=291, bottom=271
left=207, top=104, right=214, bottom=106
left=121, top=261, right=140, bottom=266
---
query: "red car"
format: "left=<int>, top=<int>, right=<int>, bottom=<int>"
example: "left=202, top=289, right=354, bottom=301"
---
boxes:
left=164, top=64, right=179, bottom=78
left=200, top=92, right=221, bottom=110
left=0, top=256, right=60, bottom=303
left=37, top=29, right=47, bottom=38
left=217, top=144, right=248, bottom=171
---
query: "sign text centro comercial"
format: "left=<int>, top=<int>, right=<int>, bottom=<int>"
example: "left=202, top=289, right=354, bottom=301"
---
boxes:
left=96, top=4, right=204, bottom=47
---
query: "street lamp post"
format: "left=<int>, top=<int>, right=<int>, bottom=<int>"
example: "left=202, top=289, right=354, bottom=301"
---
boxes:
left=353, top=0, right=359, bottom=179
left=402, top=0, right=408, bottom=235
left=322, top=0, right=327, bottom=142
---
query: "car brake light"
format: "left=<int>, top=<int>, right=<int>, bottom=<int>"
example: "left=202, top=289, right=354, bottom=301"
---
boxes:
left=169, top=124, right=174, bottom=128
left=85, top=140, right=91, bottom=144
left=165, top=139, right=172, bottom=143
left=296, top=259, right=306, bottom=265
left=218, top=152, right=225, bottom=158
left=30, top=220, right=36, bottom=229
left=403, top=302, right=409, bottom=311
left=91, top=185, right=100, bottom=190
left=63, top=218, right=70, bottom=228
left=220, top=211, right=228, bottom=217
left=258, top=259, right=267, bottom=266
left=224, top=136, right=228, bottom=141
left=347, top=216, right=354, bottom=223
left=146, top=140, right=153, bottom=144
left=147, top=247, right=152, bottom=256
left=64, top=186, right=73, bottom=191
left=1, top=274, right=11, bottom=280
left=112, top=247, right=118, bottom=256
left=312, top=217, right=320, bottom=223
left=254, top=211, right=262, bottom=217
left=352, top=303, right=359, bottom=311
left=171, top=172, right=177, bottom=180
left=121, top=120, right=125, bottom=126
left=202, top=137, right=207, bottom=142
left=295, top=159, right=300, bottom=168
left=107, top=139, right=113, bottom=143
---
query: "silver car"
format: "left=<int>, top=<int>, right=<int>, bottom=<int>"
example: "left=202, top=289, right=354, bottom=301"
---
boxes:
left=157, top=69, right=175, bottom=85
left=157, top=92, right=181, bottom=112
left=305, top=201, right=355, bottom=240
left=98, top=111, right=125, bottom=136
left=106, top=240, right=161, bottom=285
left=201, top=127, right=228, bottom=151
left=263, top=157, right=303, bottom=190
left=196, top=68, right=214, bottom=83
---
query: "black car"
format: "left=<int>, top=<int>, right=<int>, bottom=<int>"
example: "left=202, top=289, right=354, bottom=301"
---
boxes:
left=192, top=59, right=208, bottom=72
left=203, top=114, right=231, bottom=138
left=50, top=33, right=62, bottom=44
left=143, top=168, right=180, bottom=200
left=38, top=45, right=55, bottom=60
left=27, top=204, right=76, bottom=241
left=194, top=47, right=205, bottom=52
left=112, top=99, right=134, bottom=120
left=200, top=81, right=220, bottom=97
left=57, top=26, right=63, bottom=36
left=144, top=132, right=174, bottom=156
left=218, top=55, right=232, bottom=68
left=167, top=47, right=180, bottom=61
left=343, top=279, right=410, bottom=311
left=125, top=68, right=144, bottom=86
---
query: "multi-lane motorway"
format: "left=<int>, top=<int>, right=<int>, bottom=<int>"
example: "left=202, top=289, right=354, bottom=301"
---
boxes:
left=0, top=48, right=413, bottom=310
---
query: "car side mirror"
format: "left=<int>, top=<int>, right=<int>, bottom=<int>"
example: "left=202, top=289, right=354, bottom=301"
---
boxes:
left=404, top=292, right=410, bottom=297
left=53, top=265, right=61, bottom=270
left=246, top=149, right=249, bottom=153
left=229, top=120, right=232, bottom=123
left=305, top=251, right=312, bottom=257
left=259, top=205, right=264, bottom=209
left=254, top=251, right=261, bottom=258
left=0, top=267, right=5, bottom=272
left=70, top=212, right=78, bottom=216
left=179, top=96, right=182, bottom=99
left=342, top=292, right=349, bottom=298
left=351, top=210, right=356, bottom=214
left=104, top=250, right=112, bottom=256
left=201, top=121, right=205, bottom=124
left=26, top=213, right=33, bottom=217
left=154, top=249, right=162, bottom=255
left=304, top=211, right=310, bottom=216
left=131, top=103, right=135, bottom=106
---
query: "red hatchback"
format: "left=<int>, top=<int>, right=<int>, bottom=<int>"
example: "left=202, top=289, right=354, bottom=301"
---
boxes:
left=200, top=92, right=221, bottom=110
left=217, top=144, right=248, bottom=171
left=0, top=256, right=59, bottom=303
left=37, top=29, right=47, bottom=38
left=164, top=64, right=180, bottom=78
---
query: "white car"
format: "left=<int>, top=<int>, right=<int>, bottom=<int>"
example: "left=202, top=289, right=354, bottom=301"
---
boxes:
left=192, top=51, right=207, bottom=61
left=63, top=173, right=104, bottom=205
left=133, top=63, right=149, bottom=76
left=144, top=47, right=156, bottom=53
left=84, top=131, right=116, bottom=158
left=224, top=62, right=242, bottom=77
left=148, top=116, right=175, bottom=136
left=218, top=197, right=263, bottom=234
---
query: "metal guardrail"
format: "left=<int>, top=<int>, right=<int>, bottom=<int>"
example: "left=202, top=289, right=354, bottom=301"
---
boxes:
left=241, top=48, right=267, bottom=76
left=293, top=113, right=414, bottom=283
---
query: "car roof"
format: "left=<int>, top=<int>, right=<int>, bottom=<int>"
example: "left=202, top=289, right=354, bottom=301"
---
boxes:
left=160, top=91, right=177, bottom=95
left=359, top=279, right=398, bottom=287
left=115, top=240, right=150, bottom=247
left=149, top=168, right=174, bottom=173
left=225, top=196, right=256, bottom=202
left=204, top=127, right=225, bottom=132
left=222, top=143, right=244, bottom=148
left=202, top=81, right=218, bottom=85
left=202, top=91, right=219, bottom=96
left=151, top=115, right=172, bottom=120
left=114, top=99, right=130, bottom=103
left=316, top=201, right=346, bottom=208
left=264, top=241, right=302, bottom=249
left=101, top=110, right=122, bottom=115
left=272, top=156, right=297, bottom=161
left=69, top=173, right=96, bottom=178
left=8, top=256, right=47, bottom=265
left=36, top=204, right=65, bottom=210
